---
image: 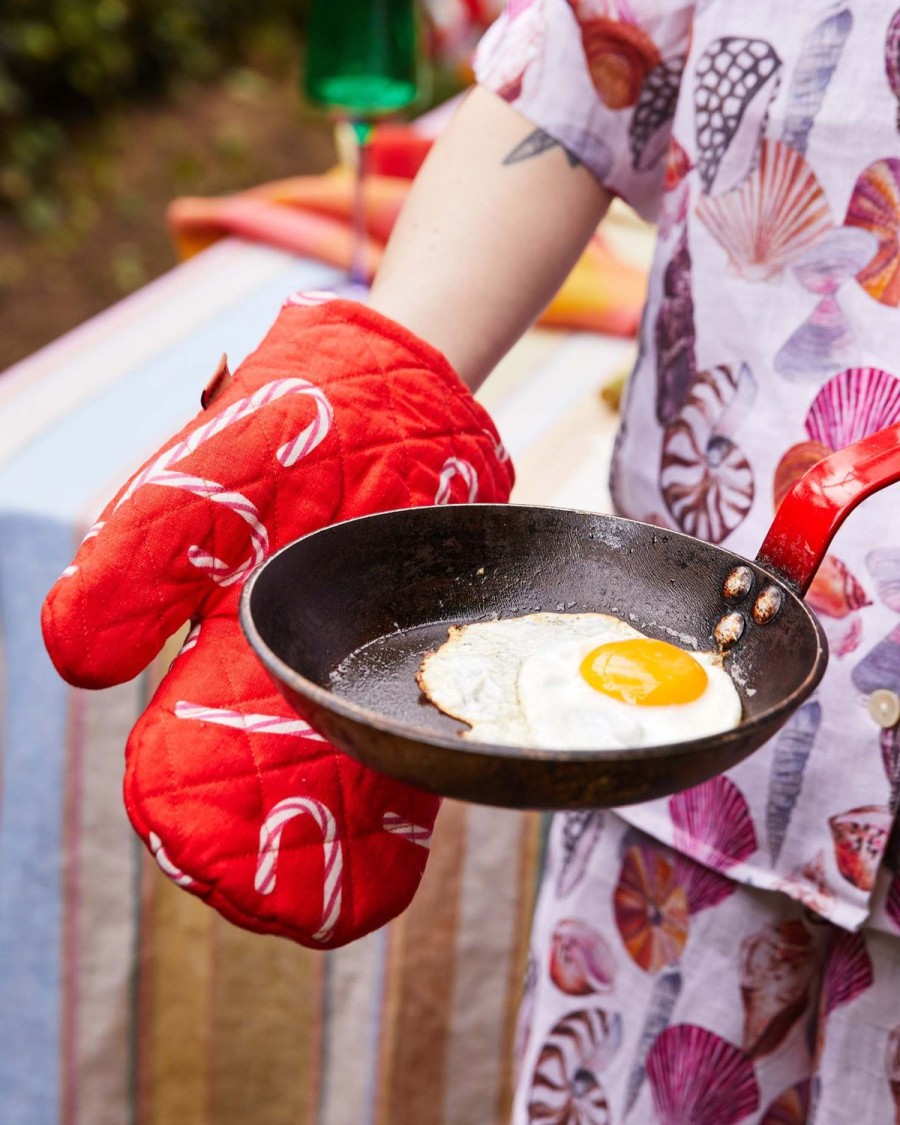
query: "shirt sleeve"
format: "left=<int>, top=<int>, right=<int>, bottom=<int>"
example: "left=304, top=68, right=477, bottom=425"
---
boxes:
left=473, top=0, right=695, bottom=220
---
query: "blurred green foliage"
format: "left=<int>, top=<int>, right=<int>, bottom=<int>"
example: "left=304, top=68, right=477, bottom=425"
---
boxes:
left=0, top=0, right=308, bottom=208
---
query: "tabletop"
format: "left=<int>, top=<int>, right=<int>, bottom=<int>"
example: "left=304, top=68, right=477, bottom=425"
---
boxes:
left=0, top=237, right=634, bottom=1125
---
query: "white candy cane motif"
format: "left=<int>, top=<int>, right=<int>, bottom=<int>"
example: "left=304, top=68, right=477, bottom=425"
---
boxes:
left=482, top=427, right=510, bottom=463
left=112, top=378, right=333, bottom=583
left=60, top=520, right=106, bottom=577
left=284, top=290, right=338, bottom=307
left=382, top=812, right=433, bottom=849
left=174, top=701, right=327, bottom=740
left=435, top=457, right=479, bottom=504
left=178, top=621, right=202, bottom=656
left=149, top=831, right=201, bottom=889
left=255, top=797, right=342, bottom=942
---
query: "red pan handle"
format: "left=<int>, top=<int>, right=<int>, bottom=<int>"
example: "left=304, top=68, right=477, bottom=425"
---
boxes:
left=756, top=420, right=900, bottom=594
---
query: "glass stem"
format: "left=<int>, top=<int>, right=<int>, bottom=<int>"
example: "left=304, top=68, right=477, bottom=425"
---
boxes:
left=349, top=119, right=373, bottom=287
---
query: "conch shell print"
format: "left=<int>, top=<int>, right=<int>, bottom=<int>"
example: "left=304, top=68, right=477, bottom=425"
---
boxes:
left=527, top=1007, right=621, bottom=1125
left=613, top=842, right=689, bottom=974
left=556, top=810, right=604, bottom=897
left=654, top=231, right=697, bottom=425
left=739, top=919, right=817, bottom=1059
left=781, top=6, right=852, bottom=155
left=630, top=57, right=686, bottom=171
left=887, top=9, right=900, bottom=131
left=765, top=701, right=822, bottom=865
left=886, top=1025, right=900, bottom=1125
left=549, top=918, right=616, bottom=995
left=759, top=1079, right=811, bottom=1125
left=660, top=363, right=756, bottom=543
left=845, top=158, right=900, bottom=307
left=697, top=140, right=832, bottom=282
left=828, top=805, right=893, bottom=892
left=694, top=37, right=781, bottom=195
left=580, top=17, right=661, bottom=109
left=622, top=966, right=682, bottom=1116
left=646, top=1024, right=760, bottom=1125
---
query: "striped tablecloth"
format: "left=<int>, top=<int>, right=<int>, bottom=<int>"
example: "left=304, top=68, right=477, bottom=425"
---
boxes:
left=0, top=240, right=631, bottom=1125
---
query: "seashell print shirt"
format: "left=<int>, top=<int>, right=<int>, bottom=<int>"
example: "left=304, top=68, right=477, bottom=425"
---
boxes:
left=476, top=0, right=900, bottom=931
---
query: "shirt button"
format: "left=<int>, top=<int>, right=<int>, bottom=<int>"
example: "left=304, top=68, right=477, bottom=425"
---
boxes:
left=868, top=689, right=900, bottom=730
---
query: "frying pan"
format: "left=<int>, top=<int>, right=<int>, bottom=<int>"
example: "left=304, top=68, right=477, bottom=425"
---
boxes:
left=239, top=421, right=900, bottom=810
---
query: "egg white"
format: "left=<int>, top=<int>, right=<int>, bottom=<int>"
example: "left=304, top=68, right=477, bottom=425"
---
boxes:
left=418, top=612, right=742, bottom=751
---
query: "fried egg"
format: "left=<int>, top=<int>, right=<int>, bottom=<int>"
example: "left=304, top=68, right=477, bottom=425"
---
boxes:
left=417, top=612, right=742, bottom=750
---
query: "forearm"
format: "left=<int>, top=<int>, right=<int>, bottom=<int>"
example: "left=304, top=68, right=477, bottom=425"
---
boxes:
left=368, top=86, right=612, bottom=391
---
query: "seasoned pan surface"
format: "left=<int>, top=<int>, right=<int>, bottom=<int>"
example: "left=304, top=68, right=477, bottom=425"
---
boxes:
left=240, top=503, right=827, bottom=809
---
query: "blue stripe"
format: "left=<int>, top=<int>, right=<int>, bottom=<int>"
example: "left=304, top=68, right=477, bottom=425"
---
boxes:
left=0, top=512, right=74, bottom=1124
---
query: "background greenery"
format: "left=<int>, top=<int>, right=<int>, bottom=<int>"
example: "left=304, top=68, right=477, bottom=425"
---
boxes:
left=0, top=0, right=308, bottom=211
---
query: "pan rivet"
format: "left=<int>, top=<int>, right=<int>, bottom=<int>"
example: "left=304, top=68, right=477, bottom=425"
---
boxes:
left=714, top=611, right=745, bottom=651
left=723, top=566, right=754, bottom=603
left=869, top=689, right=900, bottom=730
left=752, top=585, right=784, bottom=625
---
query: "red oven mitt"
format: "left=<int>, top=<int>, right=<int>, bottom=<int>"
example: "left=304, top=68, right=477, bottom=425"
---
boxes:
left=41, top=294, right=514, bottom=947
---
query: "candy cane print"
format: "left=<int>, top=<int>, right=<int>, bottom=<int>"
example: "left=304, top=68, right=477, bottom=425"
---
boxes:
left=255, top=797, right=342, bottom=942
left=60, top=520, right=106, bottom=577
left=149, top=831, right=202, bottom=889
left=174, top=701, right=327, bottom=740
left=110, top=378, right=333, bottom=582
left=435, top=457, right=479, bottom=504
left=482, top=427, right=510, bottom=463
left=382, top=812, right=433, bottom=849
left=284, top=290, right=338, bottom=308
left=143, top=469, right=269, bottom=587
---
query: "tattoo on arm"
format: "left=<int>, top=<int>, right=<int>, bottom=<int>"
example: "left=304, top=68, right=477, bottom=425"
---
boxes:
left=503, top=128, right=581, bottom=168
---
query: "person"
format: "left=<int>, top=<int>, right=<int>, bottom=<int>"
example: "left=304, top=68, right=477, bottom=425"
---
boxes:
left=41, top=0, right=900, bottom=1122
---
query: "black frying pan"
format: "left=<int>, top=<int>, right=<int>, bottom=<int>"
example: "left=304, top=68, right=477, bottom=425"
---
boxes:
left=239, top=421, right=900, bottom=810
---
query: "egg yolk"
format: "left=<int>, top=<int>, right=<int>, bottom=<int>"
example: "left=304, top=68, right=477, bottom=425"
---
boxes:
left=579, top=638, right=708, bottom=706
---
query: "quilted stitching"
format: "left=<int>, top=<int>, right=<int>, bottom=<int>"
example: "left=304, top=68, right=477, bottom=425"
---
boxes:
left=42, top=298, right=513, bottom=948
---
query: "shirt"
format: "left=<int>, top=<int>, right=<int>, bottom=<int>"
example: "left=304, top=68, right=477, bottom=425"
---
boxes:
left=475, top=0, right=900, bottom=930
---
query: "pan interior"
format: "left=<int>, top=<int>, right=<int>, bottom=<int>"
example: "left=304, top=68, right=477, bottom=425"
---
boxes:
left=247, top=505, right=825, bottom=751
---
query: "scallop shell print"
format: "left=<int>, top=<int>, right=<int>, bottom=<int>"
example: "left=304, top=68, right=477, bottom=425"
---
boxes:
left=622, top=965, right=682, bottom=1116
left=549, top=918, right=616, bottom=996
left=781, top=7, right=852, bottom=156
left=804, top=366, right=900, bottom=450
left=886, top=9, right=900, bottom=131
left=697, top=139, right=832, bottom=282
left=556, top=810, right=605, bottom=897
left=828, top=805, right=893, bottom=892
left=760, top=1079, right=811, bottom=1125
left=694, top=37, right=782, bottom=195
left=766, top=701, right=822, bottom=865
left=740, top=919, right=817, bottom=1059
left=821, top=928, right=873, bottom=1016
left=580, top=18, right=661, bottom=109
left=673, top=851, right=736, bottom=914
left=660, top=364, right=756, bottom=543
left=654, top=232, right=697, bottom=425
left=670, top=775, right=758, bottom=871
left=630, top=56, right=686, bottom=170
left=845, top=158, right=900, bottom=306
left=773, top=296, right=856, bottom=383
left=527, top=1008, right=621, bottom=1125
left=646, top=1024, right=760, bottom=1125
left=776, top=226, right=880, bottom=385
left=613, top=842, right=689, bottom=974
